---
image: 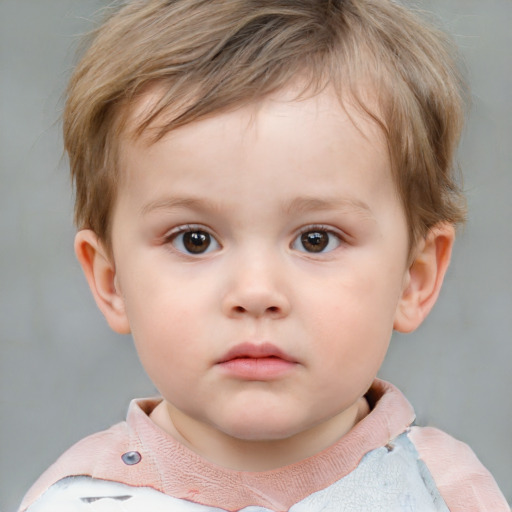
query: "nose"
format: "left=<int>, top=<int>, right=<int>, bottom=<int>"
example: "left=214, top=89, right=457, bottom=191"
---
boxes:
left=221, top=256, right=291, bottom=319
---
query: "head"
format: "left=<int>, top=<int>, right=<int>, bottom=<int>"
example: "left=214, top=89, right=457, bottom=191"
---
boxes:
left=68, top=0, right=467, bottom=467
left=65, top=0, right=466, bottom=255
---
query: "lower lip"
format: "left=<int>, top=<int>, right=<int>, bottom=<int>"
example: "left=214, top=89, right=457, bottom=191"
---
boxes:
left=218, top=357, right=296, bottom=380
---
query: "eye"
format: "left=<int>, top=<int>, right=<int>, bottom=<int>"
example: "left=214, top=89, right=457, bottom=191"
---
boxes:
left=292, top=227, right=342, bottom=254
left=168, top=227, right=220, bottom=255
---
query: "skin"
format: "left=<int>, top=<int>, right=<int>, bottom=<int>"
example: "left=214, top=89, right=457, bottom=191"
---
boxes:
left=76, top=84, right=454, bottom=471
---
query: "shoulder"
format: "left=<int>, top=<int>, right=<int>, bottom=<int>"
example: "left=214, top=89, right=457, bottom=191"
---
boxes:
left=19, top=422, right=130, bottom=511
left=21, top=476, right=215, bottom=512
left=19, top=399, right=166, bottom=512
left=408, top=426, right=510, bottom=511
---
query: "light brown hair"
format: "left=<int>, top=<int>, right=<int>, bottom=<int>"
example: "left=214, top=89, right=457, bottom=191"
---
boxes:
left=64, top=0, right=467, bottom=252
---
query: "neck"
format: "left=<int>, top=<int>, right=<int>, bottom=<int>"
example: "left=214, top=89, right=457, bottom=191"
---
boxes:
left=150, top=398, right=369, bottom=471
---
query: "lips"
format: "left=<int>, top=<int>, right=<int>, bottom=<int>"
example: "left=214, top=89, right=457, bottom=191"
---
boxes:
left=218, top=342, right=295, bottom=364
left=216, top=342, right=297, bottom=380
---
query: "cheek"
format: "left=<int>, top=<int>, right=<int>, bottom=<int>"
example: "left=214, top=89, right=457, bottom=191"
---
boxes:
left=130, top=298, right=202, bottom=360
left=313, top=269, right=400, bottom=328
left=131, top=311, right=201, bottom=402
left=119, top=256, right=203, bottom=335
left=306, top=273, right=397, bottom=373
left=118, top=270, right=209, bottom=385
left=307, top=304, right=391, bottom=411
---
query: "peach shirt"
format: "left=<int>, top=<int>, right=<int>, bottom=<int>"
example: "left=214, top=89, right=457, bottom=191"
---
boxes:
left=20, top=380, right=509, bottom=512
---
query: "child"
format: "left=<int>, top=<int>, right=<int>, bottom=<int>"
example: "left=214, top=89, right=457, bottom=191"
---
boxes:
left=19, top=0, right=509, bottom=510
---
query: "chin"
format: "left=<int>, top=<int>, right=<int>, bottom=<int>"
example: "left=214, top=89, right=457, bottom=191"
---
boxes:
left=219, top=414, right=307, bottom=442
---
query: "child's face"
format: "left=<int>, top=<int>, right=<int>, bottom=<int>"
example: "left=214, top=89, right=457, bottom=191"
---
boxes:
left=108, top=85, right=412, bottom=449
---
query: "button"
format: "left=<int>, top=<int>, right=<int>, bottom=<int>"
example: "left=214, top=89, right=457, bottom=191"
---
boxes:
left=121, top=451, right=142, bottom=465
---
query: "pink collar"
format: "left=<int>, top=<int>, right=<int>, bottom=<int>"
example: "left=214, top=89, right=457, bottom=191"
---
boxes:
left=128, top=379, right=415, bottom=510
left=21, top=379, right=415, bottom=512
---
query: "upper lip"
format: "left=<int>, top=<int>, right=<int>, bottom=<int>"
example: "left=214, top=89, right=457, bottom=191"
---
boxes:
left=217, top=342, right=296, bottom=364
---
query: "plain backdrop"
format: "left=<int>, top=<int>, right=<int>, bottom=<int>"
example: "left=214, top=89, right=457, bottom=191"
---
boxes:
left=1, top=1, right=511, bottom=511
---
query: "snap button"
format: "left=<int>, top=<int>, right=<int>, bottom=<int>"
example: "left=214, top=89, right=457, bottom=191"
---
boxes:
left=121, top=451, right=142, bottom=465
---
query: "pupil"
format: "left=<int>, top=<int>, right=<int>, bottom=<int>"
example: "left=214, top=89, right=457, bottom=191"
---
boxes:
left=301, top=231, right=328, bottom=252
left=183, top=231, right=210, bottom=253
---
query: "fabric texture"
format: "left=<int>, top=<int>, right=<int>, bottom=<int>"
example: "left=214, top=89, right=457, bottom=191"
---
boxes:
left=19, top=380, right=509, bottom=512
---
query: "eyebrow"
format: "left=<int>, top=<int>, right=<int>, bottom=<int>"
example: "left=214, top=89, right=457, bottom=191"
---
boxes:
left=140, top=197, right=221, bottom=216
left=282, top=196, right=374, bottom=218
left=140, top=195, right=374, bottom=219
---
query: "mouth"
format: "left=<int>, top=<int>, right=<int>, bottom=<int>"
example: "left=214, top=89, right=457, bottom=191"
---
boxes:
left=216, top=342, right=297, bottom=380
left=218, top=342, right=295, bottom=364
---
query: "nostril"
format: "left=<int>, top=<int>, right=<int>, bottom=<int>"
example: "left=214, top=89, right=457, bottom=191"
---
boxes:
left=231, top=305, right=280, bottom=315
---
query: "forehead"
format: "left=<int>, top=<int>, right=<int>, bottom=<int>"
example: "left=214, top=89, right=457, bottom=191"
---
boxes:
left=114, top=84, right=399, bottom=228
left=121, top=81, right=389, bottom=169
left=124, top=77, right=385, bottom=142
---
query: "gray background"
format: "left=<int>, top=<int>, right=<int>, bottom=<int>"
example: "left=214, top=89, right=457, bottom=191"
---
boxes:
left=1, top=1, right=510, bottom=511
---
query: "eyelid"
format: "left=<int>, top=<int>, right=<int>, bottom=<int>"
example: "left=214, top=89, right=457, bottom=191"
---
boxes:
left=165, top=223, right=197, bottom=236
left=296, top=224, right=347, bottom=241
left=164, top=223, right=215, bottom=238
left=164, top=224, right=221, bottom=255
left=291, top=224, right=347, bottom=253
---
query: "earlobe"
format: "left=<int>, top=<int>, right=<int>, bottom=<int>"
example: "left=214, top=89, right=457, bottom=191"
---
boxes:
left=74, top=230, right=131, bottom=334
left=393, top=223, right=455, bottom=333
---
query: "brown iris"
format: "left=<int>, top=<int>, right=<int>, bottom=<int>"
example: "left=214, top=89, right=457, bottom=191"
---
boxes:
left=183, top=231, right=211, bottom=254
left=300, top=231, right=329, bottom=252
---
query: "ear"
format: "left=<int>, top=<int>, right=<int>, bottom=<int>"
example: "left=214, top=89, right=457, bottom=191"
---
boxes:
left=74, top=230, right=131, bottom=334
left=393, top=223, right=455, bottom=333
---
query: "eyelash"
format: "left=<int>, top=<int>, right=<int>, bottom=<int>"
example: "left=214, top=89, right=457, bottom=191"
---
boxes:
left=292, top=225, right=345, bottom=254
left=163, top=224, right=346, bottom=256
left=164, top=225, right=220, bottom=256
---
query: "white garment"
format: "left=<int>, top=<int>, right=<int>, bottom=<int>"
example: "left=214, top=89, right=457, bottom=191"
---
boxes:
left=27, top=433, right=449, bottom=512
